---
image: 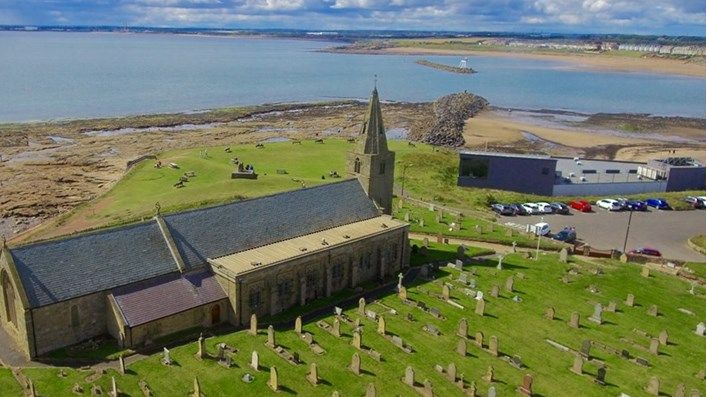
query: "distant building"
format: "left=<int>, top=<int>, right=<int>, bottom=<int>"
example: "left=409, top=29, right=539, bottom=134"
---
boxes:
left=457, top=151, right=705, bottom=196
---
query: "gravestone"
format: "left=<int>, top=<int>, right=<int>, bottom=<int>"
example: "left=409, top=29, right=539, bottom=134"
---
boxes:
left=658, top=330, right=668, bottom=345
left=419, top=219, right=425, bottom=227
left=350, top=353, right=361, bottom=375
left=589, top=303, right=603, bottom=324
left=377, top=316, right=386, bottom=335
left=475, top=299, right=485, bottom=316
left=490, top=285, right=499, bottom=298
left=641, top=267, right=650, bottom=278
left=675, top=384, right=686, bottom=397
left=580, top=340, right=591, bottom=359
left=358, top=298, right=366, bottom=315
left=423, top=238, right=429, bottom=247
left=266, top=325, right=276, bottom=348
left=162, top=348, right=172, bottom=366
left=332, top=318, right=341, bottom=337
left=595, top=366, right=606, bottom=386
left=646, top=376, right=660, bottom=396
left=475, top=331, right=484, bottom=347
left=295, top=316, right=303, bottom=334
left=469, top=278, right=477, bottom=288
left=447, top=363, right=457, bottom=382
left=621, top=349, right=630, bottom=360
left=496, top=255, right=503, bottom=270
left=423, top=379, right=433, bottom=397
left=457, top=318, right=468, bottom=338
left=475, top=291, right=484, bottom=301
left=510, top=355, right=523, bottom=369
left=695, top=322, right=705, bottom=336
left=404, top=366, right=415, bottom=386
left=483, top=366, right=494, bottom=383
left=458, top=272, right=468, bottom=284
left=454, top=260, right=463, bottom=270
left=545, top=307, right=555, bottom=320
left=647, top=305, right=658, bottom=317
left=365, top=383, right=376, bottom=397
left=352, top=330, right=362, bottom=349
left=569, top=311, right=580, bottom=328
left=559, top=248, right=568, bottom=263
left=457, top=245, right=466, bottom=260
left=489, top=336, right=498, bottom=357
left=649, top=338, right=659, bottom=355
left=442, top=284, right=451, bottom=300
left=398, top=286, right=408, bottom=301
left=606, top=301, right=617, bottom=313
left=505, top=276, right=514, bottom=292
left=457, top=339, right=467, bottom=356
left=488, top=386, right=496, bottom=397
left=110, top=377, right=118, bottom=397
left=249, top=313, right=258, bottom=336
left=625, top=293, right=635, bottom=307
left=118, top=355, right=126, bottom=374
left=518, top=374, right=533, bottom=397
left=268, top=367, right=278, bottom=392
left=196, top=335, right=205, bottom=360
left=307, top=363, right=319, bottom=385
left=250, top=351, right=259, bottom=371
left=397, top=273, right=404, bottom=291
left=192, top=377, right=201, bottom=397
left=571, top=353, right=583, bottom=374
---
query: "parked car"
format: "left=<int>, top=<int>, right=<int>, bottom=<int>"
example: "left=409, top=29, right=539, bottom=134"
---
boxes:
left=596, top=199, right=622, bottom=211
left=684, top=196, right=705, bottom=209
left=491, top=203, right=515, bottom=215
left=616, top=198, right=647, bottom=211
left=645, top=198, right=670, bottom=210
left=509, top=203, right=529, bottom=215
left=629, top=247, right=662, bottom=257
left=535, top=202, right=554, bottom=214
left=568, top=199, right=592, bottom=212
left=531, top=222, right=551, bottom=236
left=522, top=203, right=542, bottom=215
left=549, top=202, right=570, bottom=214
left=552, top=227, right=577, bottom=243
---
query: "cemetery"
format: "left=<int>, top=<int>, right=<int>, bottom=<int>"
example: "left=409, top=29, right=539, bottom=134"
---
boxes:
left=5, top=241, right=704, bottom=396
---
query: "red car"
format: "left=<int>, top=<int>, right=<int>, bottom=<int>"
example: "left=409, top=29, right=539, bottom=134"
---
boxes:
left=568, top=199, right=592, bottom=212
left=629, top=247, right=662, bottom=257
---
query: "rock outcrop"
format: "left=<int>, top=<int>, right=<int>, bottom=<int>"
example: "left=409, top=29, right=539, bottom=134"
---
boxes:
left=409, top=92, right=488, bottom=147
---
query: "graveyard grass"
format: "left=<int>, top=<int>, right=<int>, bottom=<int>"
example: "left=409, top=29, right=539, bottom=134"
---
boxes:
left=18, top=243, right=706, bottom=397
left=25, top=138, right=703, bottom=242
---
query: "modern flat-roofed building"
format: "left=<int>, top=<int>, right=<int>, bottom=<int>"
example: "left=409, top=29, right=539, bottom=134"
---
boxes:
left=457, top=151, right=705, bottom=196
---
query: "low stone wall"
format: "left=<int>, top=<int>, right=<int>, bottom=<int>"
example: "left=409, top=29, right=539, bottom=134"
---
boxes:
left=126, top=155, right=157, bottom=170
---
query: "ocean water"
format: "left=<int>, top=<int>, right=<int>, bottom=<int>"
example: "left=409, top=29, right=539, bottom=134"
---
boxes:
left=0, top=31, right=704, bottom=122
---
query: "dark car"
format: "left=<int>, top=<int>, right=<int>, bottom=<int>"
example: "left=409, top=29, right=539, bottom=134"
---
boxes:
left=684, top=196, right=705, bottom=209
left=552, top=227, right=577, bottom=243
left=629, top=247, right=662, bottom=257
left=549, top=202, right=570, bottom=214
left=491, top=203, right=515, bottom=216
left=645, top=198, right=670, bottom=210
left=568, top=199, right=592, bottom=212
left=617, top=198, right=647, bottom=211
left=509, top=203, right=529, bottom=215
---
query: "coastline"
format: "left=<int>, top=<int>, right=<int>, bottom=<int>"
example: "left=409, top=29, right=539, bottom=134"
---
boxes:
left=324, top=46, right=706, bottom=78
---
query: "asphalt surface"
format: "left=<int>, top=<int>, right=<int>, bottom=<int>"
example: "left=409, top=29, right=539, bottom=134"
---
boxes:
left=498, top=208, right=706, bottom=262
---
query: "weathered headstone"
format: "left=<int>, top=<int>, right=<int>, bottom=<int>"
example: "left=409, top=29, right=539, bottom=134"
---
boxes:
left=457, top=318, right=468, bottom=338
left=544, top=307, right=555, bottom=320
left=646, top=376, right=660, bottom=396
left=447, top=363, right=457, bottom=382
left=625, top=293, right=635, bottom=307
left=505, top=276, right=514, bottom=293
left=496, top=255, right=504, bottom=270
left=268, top=367, right=278, bottom=392
left=518, top=374, right=533, bottom=396
left=350, top=353, right=361, bottom=375
left=404, top=366, right=415, bottom=386
left=358, top=297, right=366, bottom=315
left=589, top=303, right=603, bottom=324
left=488, top=386, right=496, bottom=397
left=307, top=363, right=319, bottom=385
left=580, top=340, right=591, bottom=359
left=332, top=318, right=341, bottom=337
left=352, top=330, right=362, bottom=349
left=118, top=355, right=126, bottom=374
left=423, top=379, right=433, bottom=397
left=161, top=347, right=172, bottom=365
left=442, top=284, right=451, bottom=300
left=423, top=237, right=429, bottom=247
left=398, top=286, right=408, bottom=301
left=404, top=212, right=410, bottom=222
left=475, top=299, right=485, bottom=316
left=457, top=339, right=467, bottom=356
left=365, top=383, right=376, bottom=397
left=489, top=336, right=498, bottom=357
left=571, top=353, right=583, bottom=375
left=569, top=311, right=580, bottom=328
left=641, top=267, right=650, bottom=278
left=595, top=366, right=606, bottom=386
left=559, top=248, right=568, bottom=263
left=675, top=383, right=686, bottom=397
left=606, top=301, right=617, bottom=313
left=695, top=322, right=705, bottom=336
left=483, top=366, right=494, bottom=383
left=377, top=316, right=386, bottom=335
left=475, top=331, right=484, bottom=347
left=249, top=313, right=258, bottom=336
left=649, top=338, right=659, bottom=355
left=647, top=304, right=658, bottom=317
left=266, top=325, right=276, bottom=347
left=295, top=316, right=303, bottom=334
left=110, top=377, right=118, bottom=397
left=490, top=285, right=499, bottom=298
left=250, top=351, right=259, bottom=371
left=658, top=329, right=668, bottom=346
left=192, top=377, right=201, bottom=397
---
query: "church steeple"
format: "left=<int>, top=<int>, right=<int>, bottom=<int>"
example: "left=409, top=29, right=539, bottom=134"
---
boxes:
left=347, top=87, right=396, bottom=215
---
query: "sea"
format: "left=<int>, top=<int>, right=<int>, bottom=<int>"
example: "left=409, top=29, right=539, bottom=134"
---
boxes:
left=0, top=31, right=704, bottom=123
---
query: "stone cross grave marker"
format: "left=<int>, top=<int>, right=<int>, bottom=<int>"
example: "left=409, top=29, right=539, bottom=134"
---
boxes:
left=496, top=255, right=504, bottom=270
left=397, top=273, right=404, bottom=291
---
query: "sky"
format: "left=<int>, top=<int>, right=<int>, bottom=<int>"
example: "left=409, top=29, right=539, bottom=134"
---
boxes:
left=0, top=0, right=705, bottom=36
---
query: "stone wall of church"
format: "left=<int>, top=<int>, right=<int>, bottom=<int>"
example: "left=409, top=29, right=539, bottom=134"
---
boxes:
left=31, top=292, right=108, bottom=356
left=0, top=253, right=34, bottom=357
left=106, top=295, right=128, bottom=347
left=126, top=299, right=228, bottom=347
left=236, top=227, right=407, bottom=326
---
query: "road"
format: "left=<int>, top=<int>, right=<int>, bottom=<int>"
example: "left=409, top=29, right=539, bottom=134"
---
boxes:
left=498, top=208, right=706, bottom=262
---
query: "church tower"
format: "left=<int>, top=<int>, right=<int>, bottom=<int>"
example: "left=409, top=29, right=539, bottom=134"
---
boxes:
left=347, top=87, right=395, bottom=214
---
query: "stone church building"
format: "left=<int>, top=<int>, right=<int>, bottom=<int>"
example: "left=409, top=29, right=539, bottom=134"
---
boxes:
left=0, top=88, right=409, bottom=358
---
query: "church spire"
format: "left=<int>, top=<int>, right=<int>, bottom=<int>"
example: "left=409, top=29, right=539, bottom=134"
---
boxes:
left=358, top=87, right=389, bottom=155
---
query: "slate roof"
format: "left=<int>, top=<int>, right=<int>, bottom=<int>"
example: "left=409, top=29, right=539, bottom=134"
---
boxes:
left=163, top=179, right=379, bottom=269
left=111, top=271, right=226, bottom=327
left=11, top=222, right=176, bottom=308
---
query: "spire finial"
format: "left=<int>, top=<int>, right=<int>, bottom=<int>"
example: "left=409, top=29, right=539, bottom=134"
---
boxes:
left=155, top=202, right=161, bottom=216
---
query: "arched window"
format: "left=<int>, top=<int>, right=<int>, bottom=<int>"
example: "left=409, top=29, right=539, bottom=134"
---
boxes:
left=379, top=161, right=385, bottom=175
left=2, top=270, right=17, bottom=327
left=354, top=158, right=361, bottom=173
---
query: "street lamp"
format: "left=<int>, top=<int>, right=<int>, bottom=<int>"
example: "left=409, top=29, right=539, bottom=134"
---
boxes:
left=622, top=208, right=634, bottom=254
left=400, top=163, right=413, bottom=198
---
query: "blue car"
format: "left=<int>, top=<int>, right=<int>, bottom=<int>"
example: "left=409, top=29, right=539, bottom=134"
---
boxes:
left=617, top=198, right=647, bottom=211
left=645, top=198, right=670, bottom=210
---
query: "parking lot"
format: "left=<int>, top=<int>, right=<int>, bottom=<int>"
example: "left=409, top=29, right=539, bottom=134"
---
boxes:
left=500, top=208, right=706, bottom=262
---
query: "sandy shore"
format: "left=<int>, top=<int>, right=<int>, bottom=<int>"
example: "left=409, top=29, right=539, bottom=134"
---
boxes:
left=334, top=46, right=705, bottom=78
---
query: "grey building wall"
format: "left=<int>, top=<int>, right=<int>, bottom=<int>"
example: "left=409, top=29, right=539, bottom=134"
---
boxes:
left=552, top=181, right=665, bottom=197
left=457, top=153, right=557, bottom=196
left=666, top=167, right=706, bottom=192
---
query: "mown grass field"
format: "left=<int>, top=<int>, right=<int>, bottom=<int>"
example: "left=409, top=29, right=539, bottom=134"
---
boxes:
left=23, top=138, right=704, bottom=243
left=14, top=244, right=706, bottom=396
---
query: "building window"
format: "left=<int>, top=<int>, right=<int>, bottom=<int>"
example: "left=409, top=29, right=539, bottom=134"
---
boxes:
left=460, top=158, right=490, bottom=179
left=379, top=161, right=385, bottom=175
left=1, top=271, right=17, bottom=327
left=248, top=290, right=261, bottom=309
left=70, top=305, right=80, bottom=328
left=354, top=158, right=361, bottom=173
left=277, top=279, right=293, bottom=297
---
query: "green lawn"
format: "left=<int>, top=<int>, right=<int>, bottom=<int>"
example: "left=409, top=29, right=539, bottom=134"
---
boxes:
left=20, top=245, right=705, bottom=396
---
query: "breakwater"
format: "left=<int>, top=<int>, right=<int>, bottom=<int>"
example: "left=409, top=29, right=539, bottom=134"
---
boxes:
left=415, top=59, right=475, bottom=74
